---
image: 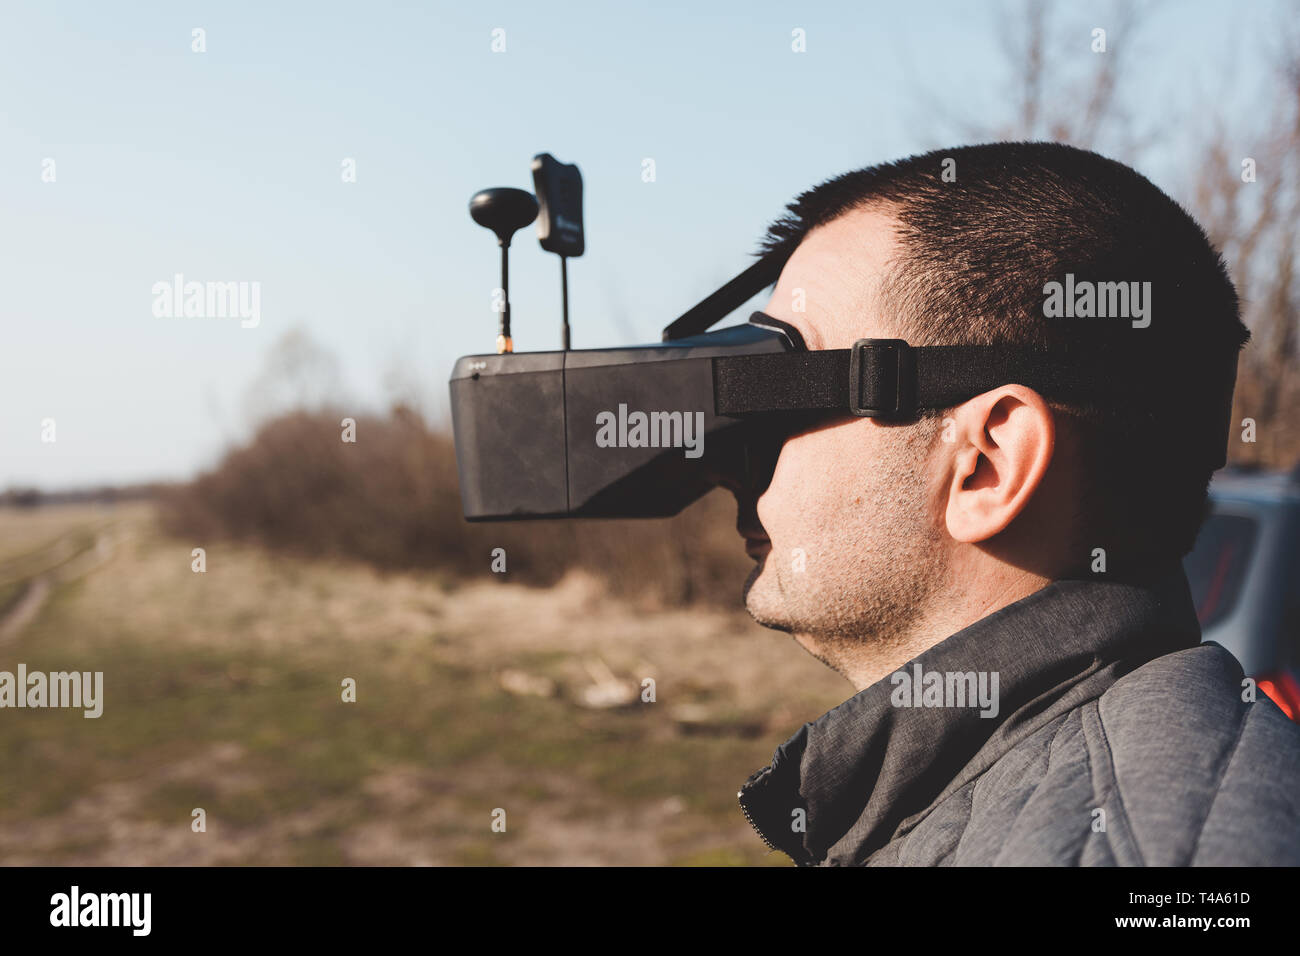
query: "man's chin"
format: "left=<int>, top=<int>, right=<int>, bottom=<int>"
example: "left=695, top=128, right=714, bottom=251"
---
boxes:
left=742, top=559, right=793, bottom=633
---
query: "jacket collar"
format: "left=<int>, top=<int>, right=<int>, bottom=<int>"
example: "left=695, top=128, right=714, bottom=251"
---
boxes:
left=738, top=563, right=1203, bottom=865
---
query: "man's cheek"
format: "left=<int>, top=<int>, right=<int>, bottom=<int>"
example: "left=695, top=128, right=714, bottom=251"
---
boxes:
left=758, top=438, right=812, bottom=527
left=765, top=434, right=842, bottom=557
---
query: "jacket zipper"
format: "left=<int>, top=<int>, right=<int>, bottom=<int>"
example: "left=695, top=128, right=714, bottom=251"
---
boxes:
left=737, top=785, right=778, bottom=851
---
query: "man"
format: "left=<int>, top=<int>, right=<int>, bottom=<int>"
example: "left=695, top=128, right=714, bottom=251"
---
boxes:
left=731, top=142, right=1300, bottom=866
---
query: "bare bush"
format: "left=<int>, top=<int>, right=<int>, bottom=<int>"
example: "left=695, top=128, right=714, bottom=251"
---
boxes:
left=158, top=406, right=752, bottom=607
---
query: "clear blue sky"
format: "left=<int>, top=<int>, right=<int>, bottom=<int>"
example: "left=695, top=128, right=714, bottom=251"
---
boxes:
left=0, top=0, right=1287, bottom=489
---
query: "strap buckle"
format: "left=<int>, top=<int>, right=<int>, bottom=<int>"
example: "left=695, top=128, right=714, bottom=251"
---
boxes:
left=849, top=338, right=916, bottom=417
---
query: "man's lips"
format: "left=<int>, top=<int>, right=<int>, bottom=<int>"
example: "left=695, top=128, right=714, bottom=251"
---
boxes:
left=734, top=493, right=770, bottom=560
left=737, top=522, right=771, bottom=560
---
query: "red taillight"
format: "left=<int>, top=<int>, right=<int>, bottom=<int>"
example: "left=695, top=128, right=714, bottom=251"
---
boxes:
left=1256, top=672, right=1300, bottom=722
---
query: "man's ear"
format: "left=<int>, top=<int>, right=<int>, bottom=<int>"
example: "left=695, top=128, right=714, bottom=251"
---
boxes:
left=942, top=386, right=1055, bottom=544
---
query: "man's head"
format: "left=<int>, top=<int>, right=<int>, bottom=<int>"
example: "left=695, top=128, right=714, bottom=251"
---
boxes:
left=736, top=142, right=1248, bottom=687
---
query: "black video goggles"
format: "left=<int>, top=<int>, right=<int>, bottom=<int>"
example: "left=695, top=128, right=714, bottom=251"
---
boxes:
left=449, top=257, right=1234, bottom=520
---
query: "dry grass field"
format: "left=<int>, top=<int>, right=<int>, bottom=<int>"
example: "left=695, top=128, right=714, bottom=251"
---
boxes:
left=0, top=502, right=849, bottom=866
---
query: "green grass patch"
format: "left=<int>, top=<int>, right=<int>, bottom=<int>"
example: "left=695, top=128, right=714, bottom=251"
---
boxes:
left=0, top=551, right=794, bottom=865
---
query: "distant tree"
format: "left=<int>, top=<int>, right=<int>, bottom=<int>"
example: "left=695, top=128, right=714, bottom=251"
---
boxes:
left=926, top=0, right=1299, bottom=466
left=241, top=327, right=350, bottom=425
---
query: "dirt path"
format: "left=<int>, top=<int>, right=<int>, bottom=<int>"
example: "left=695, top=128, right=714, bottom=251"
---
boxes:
left=0, top=527, right=119, bottom=645
left=0, top=504, right=847, bottom=866
left=0, top=576, right=52, bottom=644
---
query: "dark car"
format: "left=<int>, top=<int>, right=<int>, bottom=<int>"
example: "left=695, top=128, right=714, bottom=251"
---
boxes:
left=1183, top=465, right=1300, bottom=721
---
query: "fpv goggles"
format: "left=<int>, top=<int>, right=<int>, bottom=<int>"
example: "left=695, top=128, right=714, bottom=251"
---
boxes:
left=451, top=159, right=1235, bottom=521
left=450, top=254, right=1235, bottom=521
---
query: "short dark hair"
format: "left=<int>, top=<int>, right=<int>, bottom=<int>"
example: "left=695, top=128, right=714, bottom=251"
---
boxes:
left=759, top=142, right=1249, bottom=566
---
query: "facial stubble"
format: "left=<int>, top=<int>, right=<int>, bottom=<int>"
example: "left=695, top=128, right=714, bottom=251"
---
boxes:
left=743, top=419, right=948, bottom=680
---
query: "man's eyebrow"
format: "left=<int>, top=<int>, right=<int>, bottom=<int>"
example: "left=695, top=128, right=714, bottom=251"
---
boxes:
left=773, top=311, right=823, bottom=351
left=806, top=324, right=826, bottom=350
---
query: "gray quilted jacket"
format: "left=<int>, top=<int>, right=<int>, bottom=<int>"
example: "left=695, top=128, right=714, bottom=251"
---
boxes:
left=737, top=563, right=1300, bottom=865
